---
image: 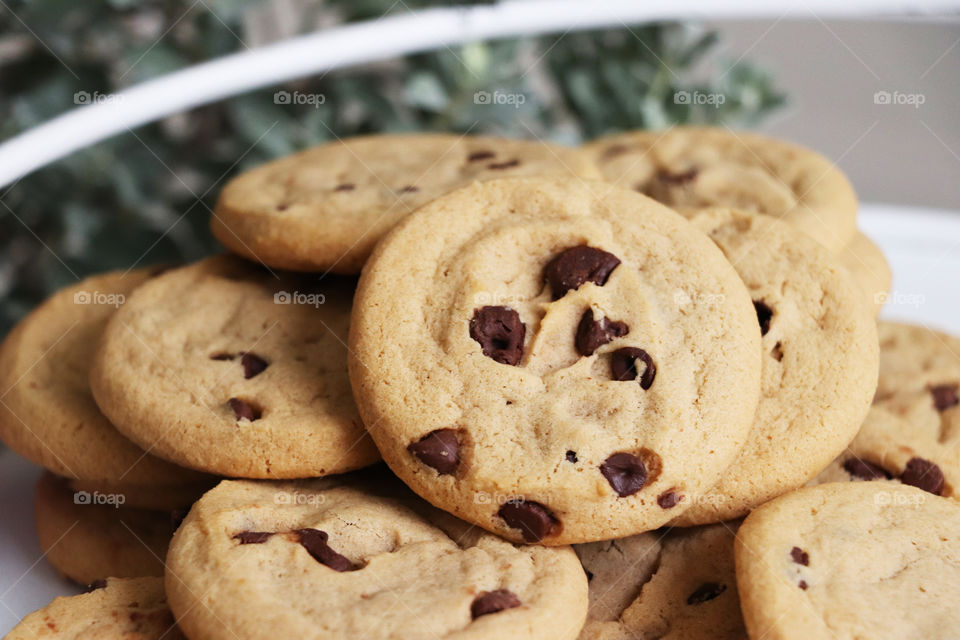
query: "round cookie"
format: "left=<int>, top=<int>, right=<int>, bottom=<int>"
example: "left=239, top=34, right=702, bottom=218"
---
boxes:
left=0, top=269, right=209, bottom=489
left=838, top=231, right=891, bottom=316
left=349, top=178, right=762, bottom=544
left=576, top=524, right=745, bottom=640
left=735, top=482, right=960, bottom=639
left=5, top=577, right=185, bottom=640
left=876, top=321, right=960, bottom=400
left=165, top=478, right=588, bottom=640
left=586, top=127, right=858, bottom=252
left=670, top=209, right=878, bottom=525
left=212, top=133, right=601, bottom=274
left=90, top=255, right=379, bottom=478
left=35, top=473, right=173, bottom=585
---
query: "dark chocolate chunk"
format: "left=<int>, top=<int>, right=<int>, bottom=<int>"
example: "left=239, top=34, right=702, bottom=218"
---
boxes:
left=790, top=546, right=810, bottom=566
left=900, top=457, right=945, bottom=495
left=600, top=453, right=647, bottom=497
left=843, top=458, right=891, bottom=481
left=408, top=429, right=461, bottom=475
left=241, top=352, right=269, bottom=379
left=657, top=491, right=680, bottom=509
left=753, top=300, right=774, bottom=336
left=575, top=310, right=629, bottom=356
left=687, top=582, right=727, bottom=605
left=229, top=397, right=261, bottom=421
left=233, top=531, right=274, bottom=545
left=296, top=528, right=356, bottom=572
left=544, top=246, right=621, bottom=299
left=469, top=306, right=526, bottom=366
left=470, top=590, right=521, bottom=618
left=497, top=500, right=556, bottom=543
left=931, top=384, right=959, bottom=412
left=610, top=347, right=656, bottom=389
left=565, top=450, right=578, bottom=463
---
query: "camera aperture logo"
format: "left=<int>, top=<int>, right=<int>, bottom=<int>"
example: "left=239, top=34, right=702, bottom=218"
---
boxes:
left=73, top=290, right=125, bottom=307
left=274, top=90, right=326, bottom=108
left=73, top=490, right=125, bottom=508
left=674, top=90, right=726, bottom=108
left=873, top=90, right=925, bottom=108
left=473, top=90, right=527, bottom=109
left=274, top=491, right=326, bottom=506
left=74, top=90, right=123, bottom=105
left=274, top=291, right=326, bottom=307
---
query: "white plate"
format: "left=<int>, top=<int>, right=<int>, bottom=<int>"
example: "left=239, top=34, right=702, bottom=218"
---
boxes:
left=0, top=201, right=957, bottom=633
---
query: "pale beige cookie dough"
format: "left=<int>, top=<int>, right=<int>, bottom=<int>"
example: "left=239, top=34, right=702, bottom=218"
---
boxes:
left=838, top=231, right=891, bottom=316
left=876, top=321, right=960, bottom=400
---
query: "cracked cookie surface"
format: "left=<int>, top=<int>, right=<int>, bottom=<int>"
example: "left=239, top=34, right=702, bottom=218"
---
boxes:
left=166, top=477, right=588, bottom=640
left=212, top=134, right=600, bottom=274
left=349, top=178, right=762, bottom=544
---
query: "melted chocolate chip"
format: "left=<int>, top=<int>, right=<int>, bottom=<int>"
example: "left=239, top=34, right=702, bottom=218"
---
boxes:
left=600, top=453, right=647, bottom=497
left=798, top=580, right=809, bottom=590
left=407, top=429, right=460, bottom=475
left=931, top=384, right=959, bottom=412
left=468, top=150, right=496, bottom=162
left=544, top=246, right=621, bottom=300
left=470, top=590, right=521, bottom=619
left=296, top=528, right=355, bottom=572
left=754, top=300, right=774, bottom=336
left=210, top=352, right=235, bottom=361
left=610, top=347, right=656, bottom=389
left=790, top=546, right=810, bottom=566
left=498, top=500, right=556, bottom=543
left=575, top=311, right=629, bottom=356
left=900, top=457, right=945, bottom=495
left=241, top=352, right=269, bottom=379
left=565, top=450, right=578, bottom=463
left=657, top=167, right=698, bottom=185
left=487, top=159, right=520, bottom=170
left=85, top=579, right=108, bottom=593
left=233, top=531, right=274, bottom=545
left=400, top=185, right=419, bottom=193
left=687, top=582, right=727, bottom=605
left=229, top=398, right=262, bottom=421
left=334, top=183, right=355, bottom=192
left=469, top=306, right=526, bottom=366
left=843, top=458, right=891, bottom=481
left=657, top=491, right=680, bottom=509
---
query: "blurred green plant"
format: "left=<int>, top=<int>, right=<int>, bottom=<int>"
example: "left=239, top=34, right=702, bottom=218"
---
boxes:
left=0, top=0, right=783, bottom=334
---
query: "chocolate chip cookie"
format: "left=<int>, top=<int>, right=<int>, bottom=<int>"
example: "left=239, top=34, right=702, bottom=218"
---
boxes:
left=349, top=178, right=762, bottom=544
left=5, top=577, right=185, bottom=640
left=876, top=321, right=960, bottom=401
left=838, top=231, right=891, bottom=316
left=0, top=269, right=210, bottom=491
left=736, top=482, right=960, bottom=639
left=586, top=127, right=858, bottom=252
left=212, top=134, right=600, bottom=274
left=166, top=478, right=589, bottom=640
left=576, top=523, right=745, bottom=639
left=89, top=255, right=379, bottom=478
left=671, top=209, right=878, bottom=525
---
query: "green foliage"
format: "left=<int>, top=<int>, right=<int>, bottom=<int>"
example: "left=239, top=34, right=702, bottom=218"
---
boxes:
left=0, top=0, right=783, bottom=334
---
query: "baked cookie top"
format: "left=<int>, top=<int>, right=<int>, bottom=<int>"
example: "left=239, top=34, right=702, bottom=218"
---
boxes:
left=0, top=269, right=208, bottom=488
left=5, top=577, right=184, bottom=640
left=585, top=127, right=858, bottom=252
left=212, top=133, right=600, bottom=273
left=165, top=478, right=588, bottom=640
left=735, top=482, right=960, bottom=640
left=90, top=255, right=379, bottom=478
left=876, top=321, right=960, bottom=401
left=838, top=231, right=891, bottom=316
left=671, top=209, right=878, bottom=525
left=349, top=178, right=762, bottom=544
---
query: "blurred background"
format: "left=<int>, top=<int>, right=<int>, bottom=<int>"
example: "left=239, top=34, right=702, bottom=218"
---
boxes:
left=0, top=0, right=957, bottom=336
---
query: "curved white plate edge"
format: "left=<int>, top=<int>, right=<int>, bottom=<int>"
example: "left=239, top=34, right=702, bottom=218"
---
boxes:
left=0, top=201, right=958, bottom=633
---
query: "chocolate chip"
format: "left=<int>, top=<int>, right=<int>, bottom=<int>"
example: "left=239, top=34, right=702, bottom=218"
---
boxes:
left=585, top=570, right=594, bottom=582
left=843, top=458, right=891, bottom=480
left=210, top=352, right=235, bottom=361
left=469, top=306, right=526, bottom=366
left=790, top=546, right=809, bottom=566
left=334, top=183, right=355, bottom=192
left=468, top=150, right=496, bottom=162
left=798, top=580, right=809, bottom=590
left=565, top=450, right=578, bottom=463
left=900, top=457, right=945, bottom=495
left=470, top=590, right=521, bottom=619
left=687, top=582, right=726, bottom=605
left=610, top=347, right=656, bottom=389
left=754, top=300, right=773, bottom=336
left=233, top=531, right=274, bottom=545
left=545, top=246, right=621, bottom=300
left=657, top=491, right=680, bottom=509
left=85, top=579, right=108, bottom=592
left=931, top=384, right=959, bottom=412
left=487, top=159, right=520, bottom=170
left=229, top=398, right=261, bottom=421
left=657, top=167, right=698, bottom=184
left=600, top=452, right=647, bottom=497
left=296, top=528, right=355, bottom=572
left=600, top=144, right=629, bottom=159
left=575, top=310, right=629, bottom=356
left=240, top=352, right=269, bottom=379
left=170, top=508, right=188, bottom=532
left=407, top=429, right=460, bottom=475
left=400, top=185, right=419, bottom=193
left=498, top=500, right=557, bottom=543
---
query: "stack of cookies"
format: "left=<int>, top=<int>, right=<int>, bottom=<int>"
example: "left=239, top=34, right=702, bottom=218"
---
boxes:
left=3, top=128, right=958, bottom=640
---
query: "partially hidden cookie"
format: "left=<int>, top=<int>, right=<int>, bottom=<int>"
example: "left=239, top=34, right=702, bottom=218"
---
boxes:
left=90, top=255, right=379, bottom=478
left=349, top=178, right=762, bottom=544
left=586, top=127, right=858, bottom=252
left=735, top=482, right=960, bottom=639
left=166, top=478, right=588, bottom=640
left=838, top=231, right=891, bottom=316
left=67, top=477, right=209, bottom=512
left=34, top=473, right=173, bottom=585
left=876, top=321, right=960, bottom=400
left=576, top=524, right=745, bottom=640
left=213, top=133, right=600, bottom=274
left=0, top=269, right=210, bottom=489
left=5, top=577, right=185, bottom=640
left=670, top=209, right=878, bottom=525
